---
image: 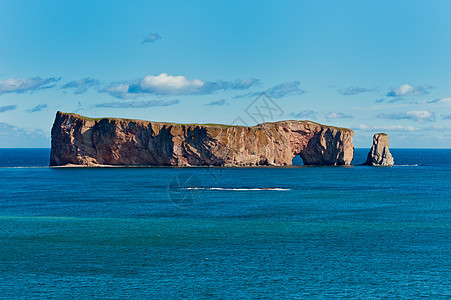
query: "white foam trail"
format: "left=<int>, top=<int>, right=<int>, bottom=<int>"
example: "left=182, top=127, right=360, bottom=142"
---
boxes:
left=0, top=166, right=49, bottom=169
left=185, top=187, right=290, bottom=191
left=394, top=164, right=418, bottom=167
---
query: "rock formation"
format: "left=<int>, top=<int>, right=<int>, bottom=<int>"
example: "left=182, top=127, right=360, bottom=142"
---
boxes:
left=364, top=133, right=394, bottom=166
left=50, top=111, right=354, bottom=167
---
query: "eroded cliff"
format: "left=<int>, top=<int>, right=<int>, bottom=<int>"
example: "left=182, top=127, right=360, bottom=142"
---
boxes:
left=364, top=133, right=394, bottom=166
left=50, top=111, right=354, bottom=166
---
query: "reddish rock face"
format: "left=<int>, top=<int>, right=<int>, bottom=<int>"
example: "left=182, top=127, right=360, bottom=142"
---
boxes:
left=50, top=111, right=354, bottom=166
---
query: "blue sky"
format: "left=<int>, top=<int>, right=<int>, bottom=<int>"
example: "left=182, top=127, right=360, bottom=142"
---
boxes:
left=0, top=0, right=450, bottom=148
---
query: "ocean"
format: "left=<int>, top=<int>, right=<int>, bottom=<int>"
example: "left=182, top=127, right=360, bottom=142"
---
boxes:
left=0, top=148, right=449, bottom=298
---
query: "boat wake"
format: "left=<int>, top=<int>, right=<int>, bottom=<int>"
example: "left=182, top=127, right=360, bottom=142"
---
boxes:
left=184, top=187, right=290, bottom=191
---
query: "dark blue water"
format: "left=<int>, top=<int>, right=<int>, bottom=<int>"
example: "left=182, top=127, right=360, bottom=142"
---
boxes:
left=0, top=149, right=449, bottom=298
left=0, top=148, right=51, bottom=167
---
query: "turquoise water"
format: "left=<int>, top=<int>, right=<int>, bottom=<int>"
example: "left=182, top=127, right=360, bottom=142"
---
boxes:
left=0, top=149, right=450, bottom=298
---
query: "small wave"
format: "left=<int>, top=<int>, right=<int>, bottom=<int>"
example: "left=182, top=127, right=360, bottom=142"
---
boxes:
left=0, top=166, right=50, bottom=169
left=394, top=164, right=418, bottom=167
left=185, top=187, right=290, bottom=191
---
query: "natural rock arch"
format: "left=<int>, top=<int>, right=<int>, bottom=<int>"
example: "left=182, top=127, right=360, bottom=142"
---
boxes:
left=51, top=112, right=354, bottom=167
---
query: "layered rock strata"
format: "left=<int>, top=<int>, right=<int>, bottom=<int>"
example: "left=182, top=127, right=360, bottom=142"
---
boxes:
left=364, top=133, right=394, bottom=166
left=50, top=111, right=354, bottom=167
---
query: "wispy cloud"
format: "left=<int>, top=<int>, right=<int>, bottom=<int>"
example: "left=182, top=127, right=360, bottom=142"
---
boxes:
left=415, top=97, right=451, bottom=105
left=142, top=33, right=162, bottom=44
left=290, top=110, right=317, bottom=120
left=386, top=83, right=432, bottom=97
left=205, top=99, right=227, bottom=106
left=27, top=104, right=47, bottom=113
left=202, top=78, right=259, bottom=92
left=422, top=125, right=451, bottom=131
left=264, top=81, right=305, bottom=98
left=355, top=124, right=419, bottom=132
left=377, top=110, right=436, bottom=122
left=62, top=78, right=100, bottom=94
left=102, top=73, right=259, bottom=99
left=325, top=112, right=353, bottom=119
left=0, top=77, right=59, bottom=95
left=0, top=122, right=49, bottom=147
left=339, top=86, right=374, bottom=95
left=95, top=99, right=179, bottom=108
left=0, top=105, right=17, bottom=113
left=235, top=81, right=305, bottom=99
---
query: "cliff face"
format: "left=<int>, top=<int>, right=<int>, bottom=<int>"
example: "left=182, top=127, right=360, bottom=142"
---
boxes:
left=364, top=133, right=394, bottom=166
left=50, top=111, right=354, bottom=166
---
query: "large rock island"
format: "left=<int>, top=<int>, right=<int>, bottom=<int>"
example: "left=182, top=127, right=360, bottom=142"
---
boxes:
left=50, top=111, right=354, bottom=167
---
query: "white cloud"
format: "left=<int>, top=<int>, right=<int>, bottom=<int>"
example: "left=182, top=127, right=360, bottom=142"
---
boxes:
left=0, top=122, right=49, bottom=147
left=96, top=99, right=179, bottom=108
left=103, top=83, right=132, bottom=99
left=0, top=77, right=59, bottom=95
left=325, top=112, right=353, bottom=119
left=355, top=124, right=419, bottom=132
left=377, top=110, right=436, bottom=122
left=103, top=73, right=259, bottom=99
left=140, top=73, right=204, bottom=94
left=386, top=83, right=432, bottom=97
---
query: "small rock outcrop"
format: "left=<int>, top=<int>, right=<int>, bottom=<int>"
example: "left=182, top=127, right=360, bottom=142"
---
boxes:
left=50, top=111, right=354, bottom=167
left=364, top=133, right=394, bottom=166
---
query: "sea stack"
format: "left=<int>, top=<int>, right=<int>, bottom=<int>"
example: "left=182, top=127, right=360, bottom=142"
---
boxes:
left=50, top=111, right=354, bottom=167
left=364, top=133, right=394, bottom=166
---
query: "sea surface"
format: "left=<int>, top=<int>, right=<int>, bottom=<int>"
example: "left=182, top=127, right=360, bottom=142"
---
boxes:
left=0, top=148, right=449, bottom=299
